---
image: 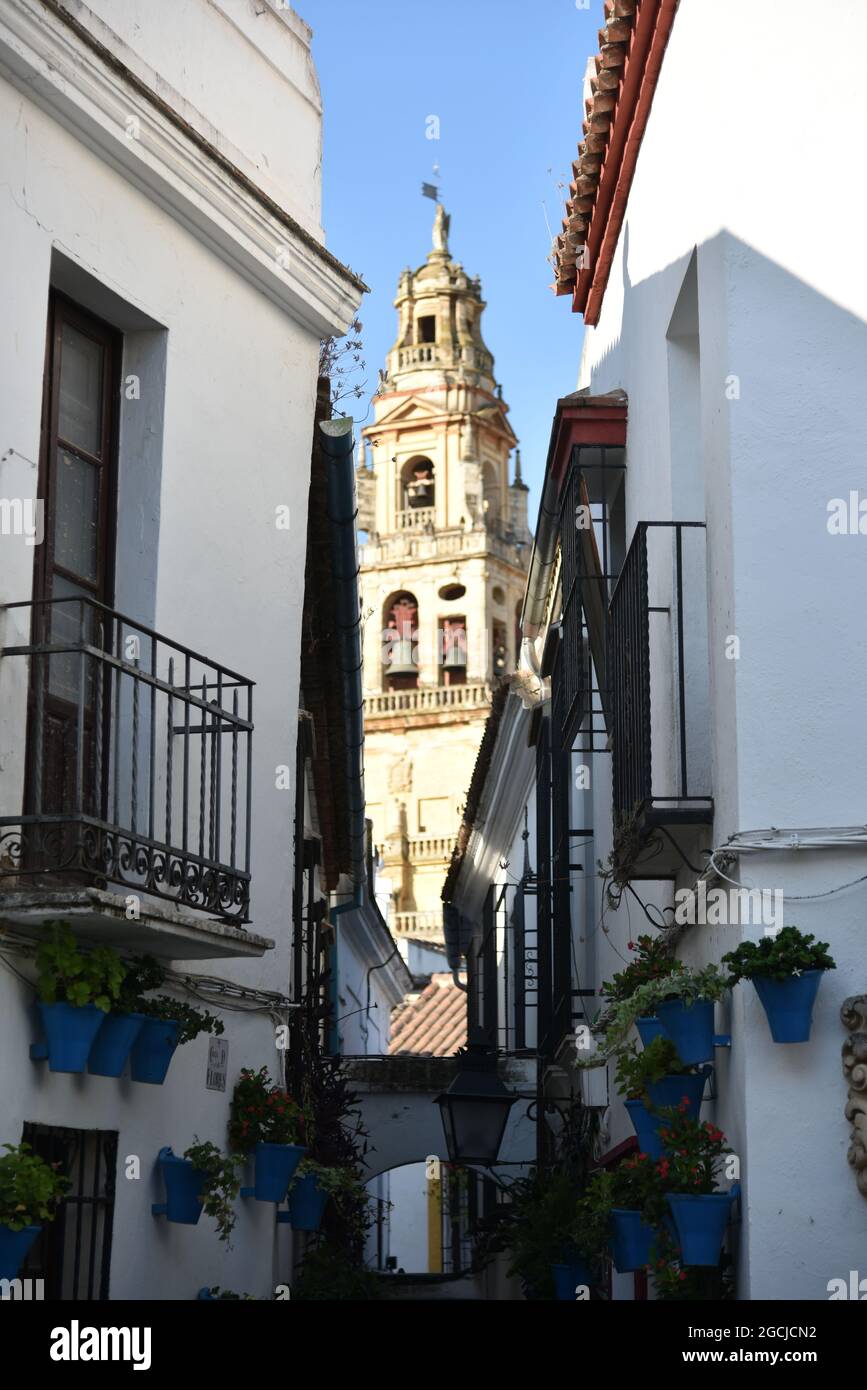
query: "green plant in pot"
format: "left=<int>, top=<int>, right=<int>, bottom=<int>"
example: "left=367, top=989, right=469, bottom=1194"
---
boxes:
left=723, top=926, right=835, bottom=1044
left=487, top=1169, right=602, bottom=1300
left=615, top=1036, right=710, bottom=1160
left=126, top=958, right=224, bottom=1085
left=229, top=1067, right=307, bottom=1202
left=654, top=1104, right=734, bottom=1266
left=88, top=955, right=164, bottom=1079
left=286, top=1158, right=358, bottom=1233
left=34, top=923, right=125, bottom=1072
left=582, top=963, right=729, bottom=1070
left=592, top=1154, right=667, bottom=1274
left=602, top=934, right=684, bottom=1004
left=0, top=1143, right=70, bottom=1279
left=183, top=1140, right=243, bottom=1244
left=650, top=1227, right=735, bottom=1300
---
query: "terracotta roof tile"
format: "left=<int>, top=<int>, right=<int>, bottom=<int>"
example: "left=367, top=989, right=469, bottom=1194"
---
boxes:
left=389, top=974, right=467, bottom=1056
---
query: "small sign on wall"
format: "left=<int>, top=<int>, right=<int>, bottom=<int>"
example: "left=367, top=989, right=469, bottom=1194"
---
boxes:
left=206, top=1037, right=229, bottom=1091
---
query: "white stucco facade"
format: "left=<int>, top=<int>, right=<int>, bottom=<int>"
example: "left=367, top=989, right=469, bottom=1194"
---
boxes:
left=0, top=0, right=364, bottom=1300
left=449, top=0, right=867, bottom=1301
left=574, top=0, right=867, bottom=1302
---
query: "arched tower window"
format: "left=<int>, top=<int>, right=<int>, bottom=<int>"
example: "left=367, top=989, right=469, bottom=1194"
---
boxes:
left=383, top=592, right=419, bottom=690
left=492, top=620, right=508, bottom=681
left=401, top=457, right=435, bottom=513
left=482, top=463, right=501, bottom=526
left=439, top=616, right=467, bottom=687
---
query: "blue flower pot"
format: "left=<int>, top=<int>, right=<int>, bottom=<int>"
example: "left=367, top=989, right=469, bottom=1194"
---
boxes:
left=666, top=1192, right=732, bottom=1266
left=609, top=1209, right=659, bottom=1273
left=129, top=1018, right=180, bottom=1084
left=552, top=1258, right=591, bottom=1300
left=288, top=1171, right=329, bottom=1232
left=646, top=1068, right=709, bottom=1119
left=636, top=1016, right=665, bottom=1047
left=37, top=1001, right=106, bottom=1073
left=657, top=997, right=715, bottom=1064
left=154, top=1148, right=205, bottom=1225
left=624, top=1099, right=666, bottom=1159
left=88, top=1012, right=147, bottom=1077
left=254, top=1142, right=307, bottom=1202
left=197, top=1287, right=215, bottom=1300
left=625, top=1070, right=709, bottom=1158
left=0, top=1224, right=41, bottom=1280
left=751, top=970, right=824, bottom=1043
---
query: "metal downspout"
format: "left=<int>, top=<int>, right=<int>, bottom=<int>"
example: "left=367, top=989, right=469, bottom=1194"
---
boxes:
left=321, top=418, right=366, bottom=1051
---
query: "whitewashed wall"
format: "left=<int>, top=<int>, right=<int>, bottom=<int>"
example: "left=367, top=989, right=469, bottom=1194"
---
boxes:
left=577, top=0, right=867, bottom=1299
left=0, top=0, right=361, bottom=1299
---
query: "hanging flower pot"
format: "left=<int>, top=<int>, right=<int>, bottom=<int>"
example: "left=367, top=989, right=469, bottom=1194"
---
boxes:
left=635, top=1016, right=665, bottom=1048
left=750, top=971, right=824, bottom=1044
left=722, top=927, right=835, bottom=1044
left=666, top=1192, right=732, bottom=1266
left=551, top=1256, right=591, bottom=1300
left=130, top=1018, right=180, bottom=1084
left=0, top=1224, right=42, bottom=1280
left=625, top=1068, right=711, bottom=1158
left=152, top=1148, right=205, bottom=1225
left=88, top=1012, right=148, bottom=1078
left=646, top=1068, right=709, bottom=1118
left=609, top=1208, right=659, bottom=1273
left=253, top=1142, right=307, bottom=1203
left=624, top=1100, right=665, bottom=1159
left=287, top=1170, right=330, bottom=1232
left=35, top=1001, right=106, bottom=1073
left=656, top=997, right=715, bottom=1065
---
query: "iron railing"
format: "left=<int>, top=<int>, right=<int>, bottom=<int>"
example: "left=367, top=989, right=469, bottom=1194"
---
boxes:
left=467, top=879, right=539, bottom=1056
left=557, top=445, right=626, bottom=749
left=21, top=1124, right=117, bottom=1301
left=0, top=596, right=253, bottom=920
left=608, top=522, right=712, bottom=824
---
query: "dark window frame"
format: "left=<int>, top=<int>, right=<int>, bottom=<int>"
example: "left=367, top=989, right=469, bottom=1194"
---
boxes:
left=20, top=1122, right=118, bottom=1301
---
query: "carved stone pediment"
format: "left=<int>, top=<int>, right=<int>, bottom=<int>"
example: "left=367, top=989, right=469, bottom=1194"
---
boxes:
left=841, top=994, right=867, bottom=1198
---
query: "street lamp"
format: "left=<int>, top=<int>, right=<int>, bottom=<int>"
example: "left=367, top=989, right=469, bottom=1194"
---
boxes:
left=434, top=1030, right=518, bottom=1165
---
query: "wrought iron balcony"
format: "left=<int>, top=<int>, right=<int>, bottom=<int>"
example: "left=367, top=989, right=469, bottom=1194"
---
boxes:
left=0, top=597, right=253, bottom=923
left=608, top=522, right=713, bottom=826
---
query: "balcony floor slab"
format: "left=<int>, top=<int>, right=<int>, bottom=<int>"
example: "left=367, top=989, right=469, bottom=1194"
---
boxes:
left=0, top=887, right=274, bottom=959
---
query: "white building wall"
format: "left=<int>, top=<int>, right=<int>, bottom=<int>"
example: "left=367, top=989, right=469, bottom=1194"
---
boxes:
left=0, top=0, right=361, bottom=1300
left=575, top=0, right=867, bottom=1299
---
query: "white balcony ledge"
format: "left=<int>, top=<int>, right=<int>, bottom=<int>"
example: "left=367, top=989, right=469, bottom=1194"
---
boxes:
left=0, top=887, right=274, bottom=960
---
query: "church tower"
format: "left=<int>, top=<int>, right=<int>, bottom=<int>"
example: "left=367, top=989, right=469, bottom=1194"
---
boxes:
left=358, top=206, right=530, bottom=949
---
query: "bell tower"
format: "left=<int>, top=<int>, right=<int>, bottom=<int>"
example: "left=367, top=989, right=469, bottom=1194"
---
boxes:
left=358, top=207, right=530, bottom=950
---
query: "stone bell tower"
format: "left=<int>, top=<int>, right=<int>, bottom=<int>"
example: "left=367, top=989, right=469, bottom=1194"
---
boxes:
left=358, top=206, right=530, bottom=950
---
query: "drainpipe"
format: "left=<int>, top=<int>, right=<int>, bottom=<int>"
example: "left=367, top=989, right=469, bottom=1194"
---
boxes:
left=321, top=417, right=367, bottom=890
left=321, top=417, right=367, bottom=1051
left=519, top=463, right=560, bottom=642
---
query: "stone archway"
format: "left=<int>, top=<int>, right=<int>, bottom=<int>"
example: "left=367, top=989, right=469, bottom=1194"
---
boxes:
left=343, top=1054, right=537, bottom=1179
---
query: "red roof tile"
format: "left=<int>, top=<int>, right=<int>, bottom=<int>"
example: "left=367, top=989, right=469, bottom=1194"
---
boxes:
left=389, top=974, right=467, bottom=1056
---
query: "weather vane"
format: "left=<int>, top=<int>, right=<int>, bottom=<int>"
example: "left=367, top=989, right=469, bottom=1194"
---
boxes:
left=421, top=163, right=441, bottom=203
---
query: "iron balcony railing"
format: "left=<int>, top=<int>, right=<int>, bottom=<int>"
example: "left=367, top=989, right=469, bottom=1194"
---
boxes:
left=0, top=596, right=253, bottom=921
left=608, top=522, right=712, bottom=825
left=557, top=444, right=627, bottom=749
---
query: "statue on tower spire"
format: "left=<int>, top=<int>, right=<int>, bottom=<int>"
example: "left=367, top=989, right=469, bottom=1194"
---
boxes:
left=432, top=203, right=451, bottom=255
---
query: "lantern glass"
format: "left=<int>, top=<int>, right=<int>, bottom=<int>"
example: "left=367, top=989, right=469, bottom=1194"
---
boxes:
left=436, top=1091, right=516, bottom=1165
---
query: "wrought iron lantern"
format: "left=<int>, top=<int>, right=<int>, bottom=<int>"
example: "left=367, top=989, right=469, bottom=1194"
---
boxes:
left=434, top=1030, right=517, bottom=1165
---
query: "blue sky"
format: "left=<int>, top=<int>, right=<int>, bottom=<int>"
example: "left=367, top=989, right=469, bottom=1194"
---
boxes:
left=299, top=0, right=597, bottom=514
